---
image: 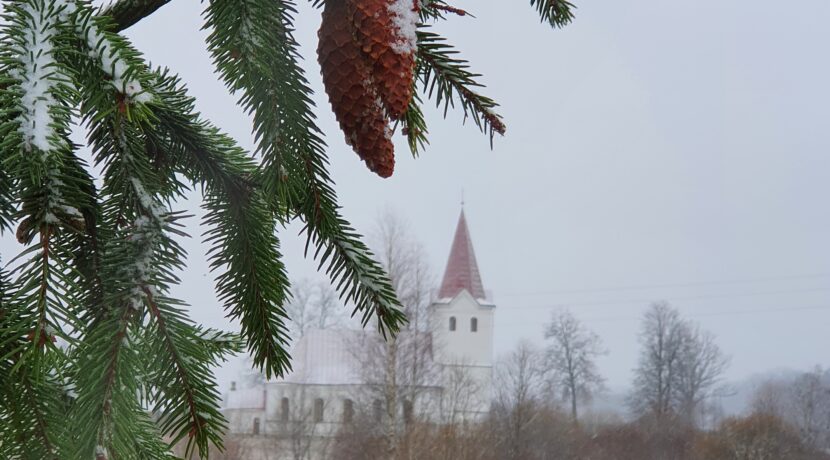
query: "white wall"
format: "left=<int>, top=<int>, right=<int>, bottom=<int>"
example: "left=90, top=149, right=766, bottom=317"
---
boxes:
left=430, top=290, right=495, bottom=417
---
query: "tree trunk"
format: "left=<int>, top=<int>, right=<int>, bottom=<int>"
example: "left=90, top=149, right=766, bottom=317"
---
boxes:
left=385, top=338, right=399, bottom=459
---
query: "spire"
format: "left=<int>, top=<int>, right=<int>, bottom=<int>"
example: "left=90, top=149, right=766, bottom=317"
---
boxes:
left=438, top=209, right=486, bottom=300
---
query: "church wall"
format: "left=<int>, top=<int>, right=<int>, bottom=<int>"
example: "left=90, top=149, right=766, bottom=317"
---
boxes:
left=430, top=293, right=494, bottom=368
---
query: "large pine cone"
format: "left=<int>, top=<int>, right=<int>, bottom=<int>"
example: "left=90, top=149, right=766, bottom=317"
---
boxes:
left=318, top=0, right=395, bottom=177
left=349, top=0, right=418, bottom=120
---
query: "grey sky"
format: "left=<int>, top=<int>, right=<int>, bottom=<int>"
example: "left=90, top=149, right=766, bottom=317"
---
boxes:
left=3, top=0, right=828, bottom=393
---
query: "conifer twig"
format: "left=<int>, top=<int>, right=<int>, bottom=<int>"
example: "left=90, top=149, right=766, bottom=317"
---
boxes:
left=431, top=4, right=472, bottom=17
left=99, top=0, right=172, bottom=32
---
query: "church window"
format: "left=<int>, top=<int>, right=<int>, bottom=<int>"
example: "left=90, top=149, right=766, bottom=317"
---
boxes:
left=373, top=399, right=383, bottom=422
left=343, top=399, right=354, bottom=423
left=449, top=316, right=456, bottom=331
left=471, top=317, right=478, bottom=332
left=253, top=417, right=261, bottom=435
left=403, top=400, right=413, bottom=423
left=314, top=398, right=324, bottom=422
left=280, top=397, right=290, bottom=422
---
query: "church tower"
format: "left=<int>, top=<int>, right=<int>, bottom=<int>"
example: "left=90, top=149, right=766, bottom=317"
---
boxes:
left=430, top=209, right=495, bottom=419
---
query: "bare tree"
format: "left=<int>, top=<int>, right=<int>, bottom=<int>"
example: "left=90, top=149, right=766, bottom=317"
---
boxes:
left=789, top=367, right=830, bottom=450
left=492, top=341, right=546, bottom=460
left=270, top=386, right=333, bottom=460
left=751, top=379, right=790, bottom=417
left=346, top=211, right=437, bottom=459
left=371, top=209, right=433, bottom=332
left=629, top=302, right=687, bottom=421
left=439, top=360, right=482, bottom=426
left=286, top=279, right=346, bottom=337
left=748, top=368, right=830, bottom=452
left=543, top=309, right=606, bottom=422
left=674, top=324, right=729, bottom=427
left=630, top=302, right=729, bottom=427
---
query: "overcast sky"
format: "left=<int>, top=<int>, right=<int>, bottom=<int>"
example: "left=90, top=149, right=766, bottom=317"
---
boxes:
left=3, top=0, right=829, bottom=393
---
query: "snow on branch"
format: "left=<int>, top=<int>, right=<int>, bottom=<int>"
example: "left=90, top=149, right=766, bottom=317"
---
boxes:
left=13, top=0, right=64, bottom=153
left=125, top=175, right=166, bottom=309
left=57, top=0, right=152, bottom=102
left=9, top=1, right=82, bottom=226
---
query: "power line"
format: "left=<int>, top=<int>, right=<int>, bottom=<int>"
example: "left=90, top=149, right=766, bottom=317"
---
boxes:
left=498, top=273, right=830, bottom=298
left=502, top=286, right=830, bottom=310
left=579, top=304, right=830, bottom=324
left=497, top=304, right=830, bottom=324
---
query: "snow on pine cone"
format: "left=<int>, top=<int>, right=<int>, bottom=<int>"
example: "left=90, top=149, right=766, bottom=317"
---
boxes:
left=318, top=0, right=395, bottom=177
left=349, top=0, right=419, bottom=120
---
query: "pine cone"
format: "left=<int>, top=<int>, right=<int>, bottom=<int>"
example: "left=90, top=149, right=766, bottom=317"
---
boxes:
left=318, top=0, right=395, bottom=177
left=349, top=0, right=418, bottom=120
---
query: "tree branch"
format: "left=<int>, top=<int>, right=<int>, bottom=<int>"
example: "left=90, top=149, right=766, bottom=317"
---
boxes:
left=98, top=0, right=172, bottom=33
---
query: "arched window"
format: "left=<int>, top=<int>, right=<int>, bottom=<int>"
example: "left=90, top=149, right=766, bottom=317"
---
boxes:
left=280, top=397, right=290, bottom=422
left=373, top=399, right=383, bottom=422
left=449, top=316, right=456, bottom=331
left=471, top=317, right=478, bottom=332
left=402, top=400, right=413, bottom=424
left=253, top=417, right=261, bottom=435
left=343, top=399, right=354, bottom=423
left=314, top=398, right=324, bottom=422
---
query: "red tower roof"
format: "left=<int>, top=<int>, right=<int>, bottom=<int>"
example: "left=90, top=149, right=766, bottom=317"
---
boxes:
left=438, top=210, right=486, bottom=300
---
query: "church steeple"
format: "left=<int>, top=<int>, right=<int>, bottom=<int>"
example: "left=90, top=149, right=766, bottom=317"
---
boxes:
left=438, top=210, right=486, bottom=300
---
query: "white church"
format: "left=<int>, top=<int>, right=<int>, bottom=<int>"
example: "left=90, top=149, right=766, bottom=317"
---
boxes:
left=222, top=210, right=496, bottom=457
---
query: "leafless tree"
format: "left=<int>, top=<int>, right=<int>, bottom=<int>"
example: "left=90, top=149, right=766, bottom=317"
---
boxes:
left=748, top=368, right=830, bottom=452
left=345, top=211, right=438, bottom=459
left=752, top=379, right=790, bottom=417
left=789, top=367, right=830, bottom=450
left=629, top=302, right=687, bottom=421
left=543, top=309, right=606, bottom=422
left=271, top=386, right=332, bottom=460
left=492, top=340, right=546, bottom=460
left=629, top=301, right=728, bottom=427
left=371, top=209, right=433, bottom=332
left=674, top=324, right=729, bottom=427
left=439, top=359, right=482, bottom=425
left=286, top=279, right=346, bottom=337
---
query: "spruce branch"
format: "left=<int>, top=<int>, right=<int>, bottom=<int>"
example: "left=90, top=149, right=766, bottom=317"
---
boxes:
left=1, top=267, right=70, bottom=458
left=0, top=356, right=68, bottom=459
left=144, top=288, right=233, bottom=458
left=421, top=2, right=474, bottom=19
left=63, top=10, right=228, bottom=455
left=144, top=69, right=295, bottom=379
left=204, top=0, right=406, bottom=342
left=530, top=0, right=576, bottom=28
left=0, top=0, right=579, bottom=456
left=401, top=85, right=429, bottom=157
left=71, top=307, right=172, bottom=459
left=99, top=0, right=173, bottom=33
left=416, top=28, right=506, bottom=144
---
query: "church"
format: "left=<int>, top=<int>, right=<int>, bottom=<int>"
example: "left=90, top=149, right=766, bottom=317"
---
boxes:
left=222, top=210, right=496, bottom=457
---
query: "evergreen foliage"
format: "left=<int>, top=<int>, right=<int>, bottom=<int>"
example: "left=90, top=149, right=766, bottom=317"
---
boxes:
left=0, top=0, right=575, bottom=457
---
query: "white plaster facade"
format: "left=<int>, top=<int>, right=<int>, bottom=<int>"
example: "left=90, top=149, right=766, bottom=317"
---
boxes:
left=430, top=289, right=496, bottom=419
left=221, top=210, right=495, bottom=459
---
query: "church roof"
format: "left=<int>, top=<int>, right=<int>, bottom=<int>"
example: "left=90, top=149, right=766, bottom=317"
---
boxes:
left=438, top=210, right=486, bottom=300
left=270, top=329, right=436, bottom=386
left=224, top=388, right=266, bottom=410
left=280, top=329, right=364, bottom=385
